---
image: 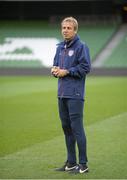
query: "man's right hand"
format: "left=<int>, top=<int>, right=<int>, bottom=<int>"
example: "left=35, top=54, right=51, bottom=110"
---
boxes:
left=51, top=66, right=60, bottom=77
left=51, top=66, right=69, bottom=78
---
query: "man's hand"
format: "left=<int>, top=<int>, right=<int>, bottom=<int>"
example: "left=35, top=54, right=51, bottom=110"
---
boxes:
left=51, top=66, right=69, bottom=77
left=51, top=66, right=60, bottom=77
left=56, top=69, right=69, bottom=77
left=51, top=66, right=59, bottom=74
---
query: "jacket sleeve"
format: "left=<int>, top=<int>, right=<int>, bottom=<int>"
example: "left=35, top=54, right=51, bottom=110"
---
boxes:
left=53, top=46, right=59, bottom=66
left=52, top=46, right=60, bottom=78
left=68, top=44, right=91, bottom=78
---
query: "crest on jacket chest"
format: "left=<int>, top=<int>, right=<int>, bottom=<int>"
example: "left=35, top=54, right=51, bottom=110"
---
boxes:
left=68, top=50, right=74, bottom=56
left=59, top=49, right=74, bottom=56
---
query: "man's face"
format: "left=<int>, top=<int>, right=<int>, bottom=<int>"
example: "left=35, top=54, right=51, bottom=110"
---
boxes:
left=61, top=21, right=76, bottom=41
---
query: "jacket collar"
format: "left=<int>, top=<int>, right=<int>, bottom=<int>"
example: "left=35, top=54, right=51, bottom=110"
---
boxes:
left=58, top=35, right=79, bottom=49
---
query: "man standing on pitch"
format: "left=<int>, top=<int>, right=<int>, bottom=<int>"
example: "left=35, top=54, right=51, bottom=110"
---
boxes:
left=51, top=17, right=91, bottom=174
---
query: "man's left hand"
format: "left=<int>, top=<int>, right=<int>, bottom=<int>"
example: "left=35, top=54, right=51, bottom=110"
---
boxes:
left=56, top=69, right=69, bottom=77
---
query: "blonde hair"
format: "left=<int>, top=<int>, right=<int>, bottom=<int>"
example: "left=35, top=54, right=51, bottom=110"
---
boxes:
left=61, top=16, right=78, bottom=32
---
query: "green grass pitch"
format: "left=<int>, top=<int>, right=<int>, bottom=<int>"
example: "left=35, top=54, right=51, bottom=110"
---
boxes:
left=0, top=76, right=127, bottom=179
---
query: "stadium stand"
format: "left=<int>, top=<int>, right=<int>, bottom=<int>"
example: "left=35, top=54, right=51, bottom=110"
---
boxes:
left=103, top=31, right=127, bottom=67
left=0, top=21, right=119, bottom=68
left=79, top=24, right=119, bottom=60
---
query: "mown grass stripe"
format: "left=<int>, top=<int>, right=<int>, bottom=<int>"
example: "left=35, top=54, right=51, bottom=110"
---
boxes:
left=0, top=112, right=127, bottom=179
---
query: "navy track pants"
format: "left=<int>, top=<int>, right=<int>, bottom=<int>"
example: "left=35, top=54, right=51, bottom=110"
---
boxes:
left=58, top=98, right=88, bottom=164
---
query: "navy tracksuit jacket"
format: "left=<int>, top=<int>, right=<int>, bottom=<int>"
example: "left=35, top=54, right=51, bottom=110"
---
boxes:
left=53, top=35, right=91, bottom=164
